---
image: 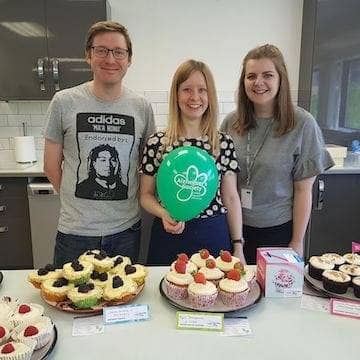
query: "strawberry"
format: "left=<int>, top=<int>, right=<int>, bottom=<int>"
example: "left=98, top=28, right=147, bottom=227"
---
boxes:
left=174, top=260, right=187, bottom=274
left=220, top=250, right=232, bottom=263
left=24, top=326, right=39, bottom=337
left=234, top=261, right=246, bottom=276
left=177, top=253, right=189, bottom=263
left=199, top=249, right=210, bottom=259
left=18, top=304, right=31, bottom=314
left=1, top=343, right=15, bottom=354
left=0, top=326, right=5, bottom=338
left=193, top=272, right=206, bottom=284
left=227, top=269, right=241, bottom=281
left=205, top=259, right=216, bottom=269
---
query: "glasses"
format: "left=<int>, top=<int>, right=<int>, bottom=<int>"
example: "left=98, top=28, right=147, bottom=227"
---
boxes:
left=91, top=46, right=129, bottom=60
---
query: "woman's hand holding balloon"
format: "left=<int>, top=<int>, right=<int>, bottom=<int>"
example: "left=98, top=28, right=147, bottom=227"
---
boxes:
left=160, top=208, right=185, bottom=234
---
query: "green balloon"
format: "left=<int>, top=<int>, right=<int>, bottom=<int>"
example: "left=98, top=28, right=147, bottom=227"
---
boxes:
left=156, top=146, right=219, bottom=221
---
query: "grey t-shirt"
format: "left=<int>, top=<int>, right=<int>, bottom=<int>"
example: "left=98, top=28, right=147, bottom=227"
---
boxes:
left=221, top=106, right=334, bottom=227
left=44, top=83, right=155, bottom=236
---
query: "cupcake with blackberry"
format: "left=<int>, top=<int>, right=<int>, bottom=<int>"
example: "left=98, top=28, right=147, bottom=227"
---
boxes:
left=188, top=272, right=218, bottom=309
left=308, top=256, right=334, bottom=280
left=219, top=269, right=249, bottom=307
left=109, top=255, right=132, bottom=275
left=121, top=264, right=147, bottom=286
left=164, top=260, right=193, bottom=300
left=322, top=270, right=351, bottom=294
left=170, top=253, right=197, bottom=274
left=11, top=303, right=44, bottom=327
left=28, top=264, right=62, bottom=289
left=215, top=250, right=240, bottom=273
left=40, top=277, right=72, bottom=303
left=343, top=253, right=360, bottom=266
left=67, top=283, right=103, bottom=309
left=103, top=275, right=138, bottom=302
left=63, top=259, right=93, bottom=285
left=190, top=249, right=215, bottom=268
left=13, top=316, right=53, bottom=350
left=352, top=277, right=360, bottom=298
left=198, top=259, right=224, bottom=285
left=320, top=253, right=345, bottom=269
left=89, top=270, right=109, bottom=289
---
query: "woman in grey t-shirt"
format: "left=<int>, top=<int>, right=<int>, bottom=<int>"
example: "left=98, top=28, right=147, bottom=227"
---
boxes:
left=221, top=44, right=334, bottom=264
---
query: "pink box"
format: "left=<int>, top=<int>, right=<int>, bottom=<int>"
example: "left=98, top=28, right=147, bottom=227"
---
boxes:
left=256, top=247, right=304, bottom=297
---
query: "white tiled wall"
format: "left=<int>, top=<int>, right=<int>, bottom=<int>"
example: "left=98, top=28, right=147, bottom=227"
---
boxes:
left=0, top=91, right=236, bottom=160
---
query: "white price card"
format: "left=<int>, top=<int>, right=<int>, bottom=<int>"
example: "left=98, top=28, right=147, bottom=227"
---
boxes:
left=103, top=304, right=149, bottom=325
left=221, top=317, right=252, bottom=337
left=330, top=299, right=360, bottom=319
left=72, top=315, right=104, bottom=337
left=176, top=311, right=223, bottom=331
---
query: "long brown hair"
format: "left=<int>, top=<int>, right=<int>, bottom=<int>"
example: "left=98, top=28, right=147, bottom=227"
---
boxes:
left=233, top=44, right=295, bottom=136
left=166, top=59, right=219, bottom=156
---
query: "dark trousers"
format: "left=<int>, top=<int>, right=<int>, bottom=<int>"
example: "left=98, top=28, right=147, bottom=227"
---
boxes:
left=147, top=214, right=232, bottom=266
left=54, top=220, right=141, bottom=267
left=243, top=221, right=293, bottom=264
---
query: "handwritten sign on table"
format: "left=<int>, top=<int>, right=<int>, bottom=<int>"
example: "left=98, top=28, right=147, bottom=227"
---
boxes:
left=176, top=311, right=223, bottom=331
left=103, top=304, right=149, bottom=325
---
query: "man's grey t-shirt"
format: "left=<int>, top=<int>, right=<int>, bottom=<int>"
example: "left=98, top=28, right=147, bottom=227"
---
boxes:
left=44, top=83, right=155, bottom=236
left=221, top=107, right=334, bottom=228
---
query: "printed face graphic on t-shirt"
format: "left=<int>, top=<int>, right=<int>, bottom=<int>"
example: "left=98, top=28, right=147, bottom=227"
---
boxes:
left=75, top=113, right=135, bottom=200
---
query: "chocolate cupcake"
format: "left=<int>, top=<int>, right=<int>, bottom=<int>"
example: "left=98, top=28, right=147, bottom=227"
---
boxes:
left=352, top=277, right=360, bottom=298
left=322, top=270, right=351, bottom=294
left=339, top=264, right=360, bottom=283
left=308, top=256, right=334, bottom=280
left=321, top=253, right=345, bottom=270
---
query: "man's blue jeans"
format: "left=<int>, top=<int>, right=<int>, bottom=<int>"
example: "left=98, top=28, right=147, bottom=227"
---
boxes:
left=53, top=220, right=141, bottom=267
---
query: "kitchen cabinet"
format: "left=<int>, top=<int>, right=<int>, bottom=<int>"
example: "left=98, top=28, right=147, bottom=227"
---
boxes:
left=305, top=173, right=360, bottom=259
left=0, top=0, right=109, bottom=100
left=0, top=178, right=33, bottom=269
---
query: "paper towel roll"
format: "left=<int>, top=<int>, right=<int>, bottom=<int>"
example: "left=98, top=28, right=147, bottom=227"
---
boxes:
left=14, top=136, right=37, bottom=163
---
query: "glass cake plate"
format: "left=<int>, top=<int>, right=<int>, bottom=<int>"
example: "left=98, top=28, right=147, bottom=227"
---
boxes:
left=159, top=277, right=262, bottom=313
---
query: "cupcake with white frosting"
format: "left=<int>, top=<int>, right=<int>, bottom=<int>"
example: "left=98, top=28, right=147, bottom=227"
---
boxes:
left=11, top=304, right=44, bottom=327
left=215, top=250, right=240, bottom=273
left=190, top=249, right=215, bottom=268
left=322, top=270, right=351, bottom=294
left=343, top=253, right=360, bottom=266
left=188, top=272, right=218, bottom=309
left=170, top=253, right=197, bottom=274
left=0, top=319, right=12, bottom=345
left=338, top=264, right=360, bottom=281
left=165, top=260, right=193, bottom=300
left=219, top=269, right=249, bottom=307
left=0, top=339, right=36, bottom=360
left=320, top=253, right=345, bottom=269
left=198, top=259, right=224, bottom=285
left=308, top=256, right=334, bottom=280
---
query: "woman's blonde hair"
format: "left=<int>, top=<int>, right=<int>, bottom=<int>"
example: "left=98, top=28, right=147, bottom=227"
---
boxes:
left=233, top=44, right=295, bottom=136
left=166, top=59, right=219, bottom=155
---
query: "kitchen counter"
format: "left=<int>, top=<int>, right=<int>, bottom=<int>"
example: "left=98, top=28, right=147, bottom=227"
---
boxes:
left=0, top=267, right=357, bottom=360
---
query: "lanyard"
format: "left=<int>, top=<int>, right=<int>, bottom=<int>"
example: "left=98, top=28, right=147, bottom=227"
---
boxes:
left=246, top=119, right=274, bottom=186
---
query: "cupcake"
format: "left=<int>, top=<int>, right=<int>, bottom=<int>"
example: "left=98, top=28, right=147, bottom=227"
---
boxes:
left=352, top=277, right=360, bottom=298
left=308, top=256, right=334, bottom=280
left=219, top=269, right=249, bottom=307
left=187, top=272, right=218, bottom=309
left=338, top=264, right=360, bottom=280
left=63, top=259, right=94, bottom=285
left=190, top=249, right=215, bottom=268
left=67, top=283, right=103, bottom=309
left=109, top=255, right=132, bottom=275
left=41, top=277, right=73, bottom=303
left=89, top=271, right=110, bottom=289
left=170, top=253, right=197, bottom=274
left=215, top=250, right=240, bottom=273
left=79, top=250, right=114, bottom=272
left=103, top=275, right=138, bottom=302
left=11, top=304, right=44, bottom=327
left=121, top=264, right=147, bottom=286
left=0, top=339, right=36, bottom=360
left=164, top=260, right=193, bottom=300
left=322, top=270, right=351, bottom=294
left=13, top=316, right=53, bottom=350
left=28, top=265, right=63, bottom=289
left=0, top=319, right=12, bottom=345
left=243, top=265, right=256, bottom=289
left=0, top=297, right=18, bottom=320
left=343, top=253, right=360, bottom=266
left=198, top=259, right=224, bottom=285
left=320, top=253, right=345, bottom=269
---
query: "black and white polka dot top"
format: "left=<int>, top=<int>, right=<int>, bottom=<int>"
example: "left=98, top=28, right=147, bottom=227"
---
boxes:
left=140, top=131, right=239, bottom=219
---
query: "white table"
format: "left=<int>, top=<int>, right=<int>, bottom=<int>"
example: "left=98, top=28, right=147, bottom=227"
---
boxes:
left=0, top=268, right=357, bottom=360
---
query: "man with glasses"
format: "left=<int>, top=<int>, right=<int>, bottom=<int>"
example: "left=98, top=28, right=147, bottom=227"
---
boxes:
left=44, top=21, right=155, bottom=266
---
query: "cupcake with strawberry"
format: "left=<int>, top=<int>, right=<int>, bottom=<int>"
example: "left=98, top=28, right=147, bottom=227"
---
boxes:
left=188, top=272, right=218, bottom=309
left=0, top=319, right=12, bottom=345
left=215, top=250, right=240, bottom=273
left=165, top=260, right=193, bottom=300
left=190, top=249, right=215, bottom=268
left=170, top=253, right=197, bottom=274
left=233, top=262, right=256, bottom=289
left=11, top=304, right=44, bottom=327
left=218, top=269, right=249, bottom=307
left=0, top=339, right=36, bottom=360
left=198, top=259, right=224, bottom=285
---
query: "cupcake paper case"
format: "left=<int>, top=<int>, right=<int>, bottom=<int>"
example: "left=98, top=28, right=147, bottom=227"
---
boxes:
left=0, top=338, right=36, bottom=360
left=187, top=273, right=218, bottom=309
